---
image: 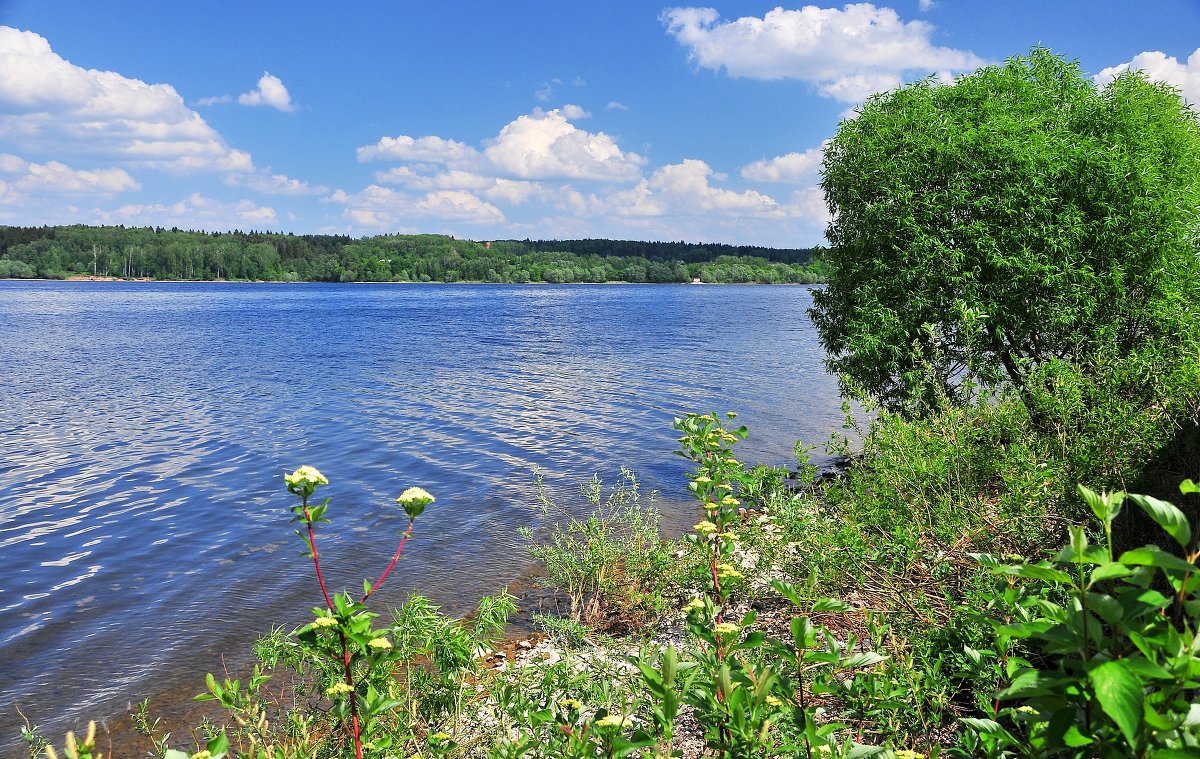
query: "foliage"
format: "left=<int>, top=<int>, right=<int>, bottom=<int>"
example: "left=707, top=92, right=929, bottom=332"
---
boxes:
left=813, top=47, right=1200, bottom=415
left=520, top=469, right=676, bottom=629
left=0, top=224, right=826, bottom=283
left=959, top=481, right=1200, bottom=757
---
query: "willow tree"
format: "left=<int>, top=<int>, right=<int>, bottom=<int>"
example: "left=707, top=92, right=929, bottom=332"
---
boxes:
left=812, top=48, right=1200, bottom=416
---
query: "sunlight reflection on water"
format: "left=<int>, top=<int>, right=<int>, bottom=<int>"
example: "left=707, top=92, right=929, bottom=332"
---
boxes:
left=0, top=281, right=842, bottom=752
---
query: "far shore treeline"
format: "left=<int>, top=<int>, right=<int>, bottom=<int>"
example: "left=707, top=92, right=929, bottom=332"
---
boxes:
left=0, top=225, right=828, bottom=284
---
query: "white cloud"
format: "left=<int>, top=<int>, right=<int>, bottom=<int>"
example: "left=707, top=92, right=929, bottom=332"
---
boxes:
left=226, top=170, right=327, bottom=196
left=99, top=193, right=278, bottom=229
left=741, top=143, right=826, bottom=183
left=482, top=107, right=644, bottom=180
left=359, top=106, right=644, bottom=182
left=237, top=72, right=298, bottom=112
left=0, top=153, right=139, bottom=202
left=329, top=184, right=505, bottom=230
left=356, top=134, right=481, bottom=164
left=918, top=0, right=936, bottom=11
left=1094, top=48, right=1200, bottom=105
left=606, top=101, right=629, bottom=111
left=0, top=27, right=254, bottom=173
left=604, top=159, right=784, bottom=218
left=661, top=4, right=985, bottom=101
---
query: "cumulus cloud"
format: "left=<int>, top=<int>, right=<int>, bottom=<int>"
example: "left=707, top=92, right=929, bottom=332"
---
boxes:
left=741, top=143, right=826, bottom=183
left=1094, top=47, right=1200, bottom=105
left=329, top=184, right=505, bottom=230
left=0, top=152, right=139, bottom=196
left=98, top=193, right=278, bottom=229
left=237, top=72, right=298, bottom=112
left=604, top=159, right=784, bottom=218
left=226, top=170, right=327, bottom=196
left=0, top=27, right=253, bottom=173
left=661, top=4, right=985, bottom=101
left=356, top=134, right=480, bottom=164
left=482, top=107, right=643, bottom=180
left=359, top=106, right=644, bottom=182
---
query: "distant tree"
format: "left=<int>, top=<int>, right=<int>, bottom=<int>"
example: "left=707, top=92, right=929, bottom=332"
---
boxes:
left=812, top=48, right=1200, bottom=415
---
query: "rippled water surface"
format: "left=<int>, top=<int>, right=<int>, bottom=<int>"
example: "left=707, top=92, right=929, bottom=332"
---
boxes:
left=0, top=281, right=841, bottom=751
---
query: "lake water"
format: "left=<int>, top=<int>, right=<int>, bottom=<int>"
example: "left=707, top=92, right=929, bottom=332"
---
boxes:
left=0, top=281, right=842, bottom=753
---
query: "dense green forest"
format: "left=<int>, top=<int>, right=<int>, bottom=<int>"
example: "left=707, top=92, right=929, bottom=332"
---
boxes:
left=0, top=225, right=826, bottom=284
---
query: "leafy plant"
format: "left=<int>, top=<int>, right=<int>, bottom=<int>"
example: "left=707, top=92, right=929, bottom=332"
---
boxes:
left=521, top=468, right=674, bottom=629
left=962, top=480, right=1200, bottom=756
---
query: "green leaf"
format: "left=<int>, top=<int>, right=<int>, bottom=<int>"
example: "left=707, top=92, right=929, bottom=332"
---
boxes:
left=811, top=598, right=855, bottom=612
left=1088, top=659, right=1144, bottom=747
left=1090, top=563, right=1135, bottom=583
left=960, top=717, right=1005, bottom=735
left=995, top=563, right=1074, bottom=583
left=1180, top=479, right=1198, bottom=496
left=842, top=652, right=888, bottom=668
left=1130, top=494, right=1192, bottom=549
left=1118, top=546, right=1197, bottom=573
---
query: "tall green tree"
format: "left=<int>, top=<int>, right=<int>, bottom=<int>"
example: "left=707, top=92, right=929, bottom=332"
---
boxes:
left=812, top=48, right=1200, bottom=415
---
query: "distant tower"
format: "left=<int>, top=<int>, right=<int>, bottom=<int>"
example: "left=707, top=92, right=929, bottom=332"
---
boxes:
left=485, top=241, right=492, bottom=250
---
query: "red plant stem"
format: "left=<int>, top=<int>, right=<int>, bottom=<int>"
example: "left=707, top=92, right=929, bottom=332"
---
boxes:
left=338, top=630, right=362, bottom=759
left=302, top=498, right=334, bottom=610
left=302, top=495, right=362, bottom=759
left=362, top=521, right=413, bottom=602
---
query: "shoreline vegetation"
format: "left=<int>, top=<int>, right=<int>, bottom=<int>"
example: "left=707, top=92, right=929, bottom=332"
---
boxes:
left=0, top=225, right=828, bottom=285
left=20, top=48, right=1200, bottom=758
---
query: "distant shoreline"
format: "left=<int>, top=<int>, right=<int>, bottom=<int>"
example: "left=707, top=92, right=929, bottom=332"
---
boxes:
left=32, top=276, right=810, bottom=286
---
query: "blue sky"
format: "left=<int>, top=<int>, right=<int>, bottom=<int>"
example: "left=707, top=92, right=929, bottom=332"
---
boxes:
left=0, top=1, right=1197, bottom=247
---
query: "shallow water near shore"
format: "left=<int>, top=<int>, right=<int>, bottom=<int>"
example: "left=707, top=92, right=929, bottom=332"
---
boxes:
left=0, top=280, right=842, bottom=754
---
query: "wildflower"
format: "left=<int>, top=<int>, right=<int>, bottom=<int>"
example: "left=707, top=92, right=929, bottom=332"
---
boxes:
left=428, top=732, right=451, bottom=742
left=311, top=615, right=338, bottom=628
left=716, top=563, right=743, bottom=580
left=693, top=475, right=712, bottom=484
left=285, top=465, right=328, bottom=496
left=720, top=495, right=741, bottom=507
left=326, top=681, right=354, bottom=696
left=766, top=695, right=783, bottom=707
left=1015, top=705, right=1036, bottom=714
left=895, top=751, right=925, bottom=759
left=693, top=520, right=718, bottom=535
left=559, top=698, right=583, bottom=711
left=714, top=622, right=740, bottom=636
left=594, top=714, right=625, bottom=729
left=718, top=531, right=739, bottom=541
left=682, top=597, right=705, bottom=614
left=396, top=486, right=435, bottom=519
left=192, top=752, right=213, bottom=759
left=368, top=637, right=392, bottom=650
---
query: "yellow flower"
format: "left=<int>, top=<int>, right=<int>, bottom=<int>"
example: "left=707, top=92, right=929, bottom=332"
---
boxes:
left=713, top=622, right=740, bottom=636
left=396, top=486, right=435, bottom=518
left=428, top=732, right=451, bottom=742
left=559, top=698, right=583, bottom=711
left=368, top=637, right=392, bottom=650
left=894, top=751, right=925, bottom=759
left=719, top=531, right=739, bottom=541
left=694, top=475, right=712, bottom=484
left=311, top=615, right=338, bottom=628
left=326, top=681, right=354, bottom=696
left=720, top=495, right=741, bottom=507
left=693, top=521, right=718, bottom=535
left=594, top=714, right=625, bottom=729
left=716, top=563, right=743, bottom=580
left=192, top=752, right=213, bottom=759
left=682, top=597, right=705, bottom=614
left=766, top=695, right=783, bottom=707
left=285, top=465, right=328, bottom=495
